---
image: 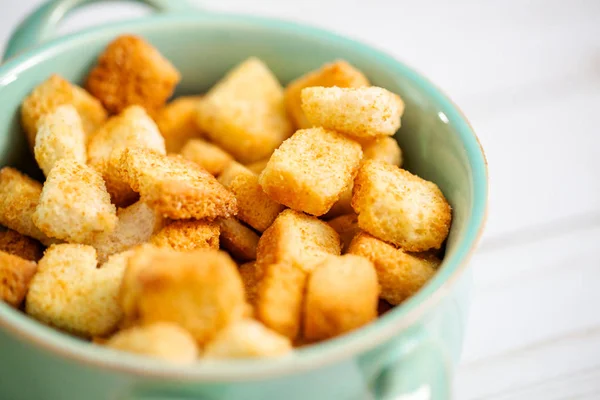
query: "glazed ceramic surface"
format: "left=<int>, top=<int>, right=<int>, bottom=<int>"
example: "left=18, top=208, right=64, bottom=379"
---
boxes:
left=0, top=1, right=487, bottom=399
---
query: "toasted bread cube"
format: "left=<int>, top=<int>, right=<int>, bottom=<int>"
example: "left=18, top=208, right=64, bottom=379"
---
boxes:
left=219, top=218, right=259, bottom=262
left=352, top=160, right=452, bottom=252
left=88, top=105, right=166, bottom=207
left=285, top=60, right=370, bottom=129
left=115, top=148, right=237, bottom=220
left=150, top=220, right=219, bottom=252
left=304, top=254, right=378, bottom=341
left=86, top=35, right=180, bottom=114
left=256, top=209, right=341, bottom=273
left=197, top=58, right=293, bottom=163
left=119, top=248, right=247, bottom=345
left=323, top=185, right=354, bottom=220
left=180, top=138, right=233, bottom=176
left=301, top=86, right=404, bottom=138
left=0, top=251, right=37, bottom=307
left=259, top=128, right=362, bottom=216
left=34, top=105, right=87, bottom=176
left=328, top=213, right=360, bottom=253
left=245, top=159, right=270, bottom=175
left=0, top=229, right=43, bottom=262
left=90, top=201, right=161, bottom=264
left=155, top=96, right=204, bottom=153
left=204, top=319, right=291, bottom=358
left=106, top=322, right=198, bottom=364
left=21, top=74, right=107, bottom=148
left=256, top=262, right=306, bottom=339
left=0, top=167, right=54, bottom=245
left=32, top=160, right=117, bottom=243
left=362, top=136, right=403, bottom=167
left=239, top=262, right=260, bottom=306
left=26, top=245, right=126, bottom=337
left=219, top=163, right=283, bottom=232
left=347, top=232, right=439, bottom=305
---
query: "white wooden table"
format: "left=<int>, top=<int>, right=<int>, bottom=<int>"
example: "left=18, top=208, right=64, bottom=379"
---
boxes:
left=2, top=1, right=599, bottom=398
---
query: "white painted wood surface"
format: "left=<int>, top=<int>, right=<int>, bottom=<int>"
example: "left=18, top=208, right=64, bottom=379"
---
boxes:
left=1, top=1, right=599, bottom=398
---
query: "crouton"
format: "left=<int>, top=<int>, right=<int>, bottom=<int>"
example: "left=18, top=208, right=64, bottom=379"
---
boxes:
left=301, top=86, right=404, bottom=138
left=327, top=213, right=360, bottom=253
left=150, top=219, right=219, bottom=252
left=323, top=186, right=354, bottom=220
left=21, top=74, right=107, bottom=148
left=361, top=136, right=403, bottom=167
left=180, top=138, right=233, bottom=176
left=204, top=319, right=291, bottom=358
left=90, top=201, right=161, bottom=264
left=304, top=254, right=378, bottom=341
left=284, top=60, right=370, bottom=129
left=115, top=148, right=237, bottom=220
left=87, top=105, right=166, bottom=207
left=256, top=261, right=306, bottom=339
left=219, top=163, right=283, bottom=232
left=347, top=232, right=439, bottom=305
left=352, top=160, right=451, bottom=252
left=34, top=105, right=87, bottom=176
left=239, top=262, right=260, bottom=306
left=119, top=248, right=247, bottom=345
left=0, top=250, right=37, bottom=307
left=197, top=58, right=293, bottom=163
left=245, top=159, right=270, bottom=175
left=32, top=160, right=117, bottom=244
left=256, top=209, right=341, bottom=273
left=106, top=322, right=198, bottom=364
left=259, top=128, right=362, bottom=216
left=25, top=244, right=126, bottom=337
left=219, top=218, right=259, bottom=262
left=86, top=35, right=180, bottom=114
left=0, top=167, right=53, bottom=245
left=154, top=96, right=204, bottom=153
left=0, top=229, right=43, bottom=262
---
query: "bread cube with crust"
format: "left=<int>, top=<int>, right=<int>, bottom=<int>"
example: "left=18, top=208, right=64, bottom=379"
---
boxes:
left=238, top=262, right=260, bottom=306
left=244, top=159, right=270, bottom=175
left=0, top=250, right=37, bottom=307
left=197, top=58, right=293, bottom=163
left=258, top=128, right=362, bottom=216
left=361, top=136, right=403, bottom=167
left=352, top=160, right=451, bottom=252
left=219, top=218, right=259, bottom=262
left=327, top=213, right=360, bottom=253
left=155, top=96, right=204, bottom=153
left=347, top=232, right=439, bottom=305
left=180, top=138, right=233, bottom=176
left=0, top=229, right=44, bottom=262
left=150, top=219, right=219, bottom=252
left=301, top=86, right=404, bottom=138
left=285, top=60, right=370, bottom=129
left=32, top=160, right=117, bottom=244
left=86, top=35, right=180, bottom=114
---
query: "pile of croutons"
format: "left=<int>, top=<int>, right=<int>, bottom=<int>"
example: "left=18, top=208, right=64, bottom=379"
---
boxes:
left=0, top=35, right=451, bottom=363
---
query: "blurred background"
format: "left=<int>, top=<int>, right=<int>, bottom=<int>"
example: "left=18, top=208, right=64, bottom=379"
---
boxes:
left=1, top=0, right=599, bottom=398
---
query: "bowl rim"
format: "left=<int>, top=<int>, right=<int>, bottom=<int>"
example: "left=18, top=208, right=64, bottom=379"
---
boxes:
left=0, top=11, right=488, bottom=381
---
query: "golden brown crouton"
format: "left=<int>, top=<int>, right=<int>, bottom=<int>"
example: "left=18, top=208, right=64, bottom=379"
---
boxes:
left=245, top=159, right=270, bottom=175
left=219, top=163, right=283, bottom=232
left=32, top=160, right=117, bottom=244
left=327, top=213, right=360, bottom=253
left=119, top=248, right=247, bottom=345
left=347, top=232, right=439, bottom=305
left=0, top=229, right=43, bottom=262
left=21, top=74, right=107, bottom=148
left=0, top=167, right=53, bottom=245
left=284, top=60, right=370, bottom=129
left=180, top=138, right=233, bottom=176
left=197, top=58, right=293, bottom=163
left=301, top=86, right=404, bottom=138
left=150, top=219, right=219, bottom=252
left=154, top=96, right=204, bottom=153
left=259, top=128, right=362, bottom=216
left=323, top=186, right=354, bottom=220
left=34, top=105, right=87, bottom=176
left=256, top=209, right=341, bottom=274
left=204, top=319, right=292, bottom=358
left=115, top=148, right=237, bottom=220
left=239, top=262, right=260, bottom=306
left=304, top=255, right=378, bottom=341
left=26, top=244, right=126, bottom=337
left=106, top=322, right=198, bottom=364
left=256, top=262, right=306, bottom=339
left=0, top=250, right=37, bottom=307
left=86, top=35, right=180, bottom=114
left=87, top=105, right=166, bottom=207
left=361, top=136, right=403, bottom=167
left=219, top=218, right=259, bottom=262
left=352, top=160, right=452, bottom=252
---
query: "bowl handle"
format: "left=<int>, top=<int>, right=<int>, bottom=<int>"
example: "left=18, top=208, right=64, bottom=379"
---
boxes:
left=3, top=0, right=197, bottom=61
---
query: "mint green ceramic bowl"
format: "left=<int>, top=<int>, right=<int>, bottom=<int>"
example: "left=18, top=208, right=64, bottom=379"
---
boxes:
left=0, top=1, right=488, bottom=399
